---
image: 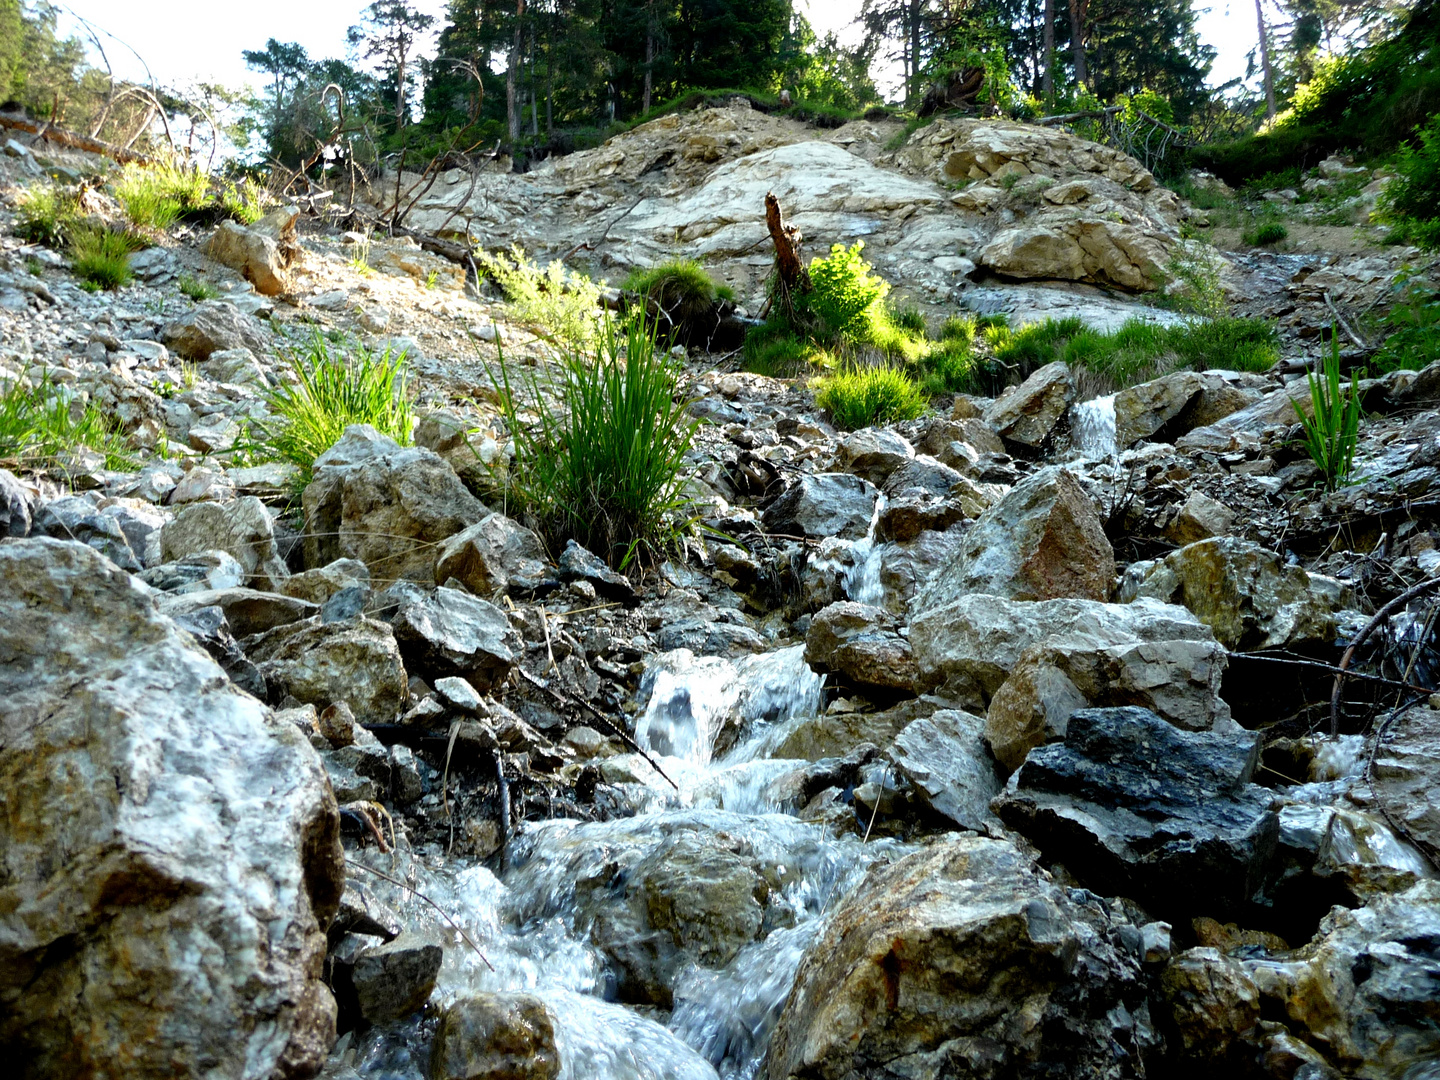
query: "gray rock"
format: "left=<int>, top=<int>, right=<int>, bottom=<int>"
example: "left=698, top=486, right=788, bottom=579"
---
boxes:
left=168, top=603, right=267, bottom=698
left=160, top=587, right=318, bottom=637
left=557, top=540, right=636, bottom=604
left=888, top=709, right=1001, bottom=831
left=434, top=513, right=554, bottom=599
left=431, top=993, right=560, bottom=1080
left=917, top=465, right=1114, bottom=606
left=0, top=467, right=35, bottom=536
left=352, top=931, right=443, bottom=1023
left=139, top=550, right=247, bottom=594
left=804, top=601, right=917, bottom=691
left=389, top=585, right=519, bottom=691
left=34, top=495, right=140, bottom=572
left=764, top=836, right=1156, bottom=1080
left=982, top=360, right=1073, bottom=447
left=161, top=299, right=272, bottom=360
left=762, top=473, right=879, bottom=541
left=1164, top=490, right=1235, bottom=545
left=833, top=428, right=914, bottom=486
left=281, top=558, right=372, bottom=607
left=0, top=539, right=341, bottom=1079
left=249, top=616, right=409, bottom=724
left=994, top=706, right=1276, bottom=922
left=434, top=675, right=484, bottom=713
left=160, top=496, right=289, bottom=590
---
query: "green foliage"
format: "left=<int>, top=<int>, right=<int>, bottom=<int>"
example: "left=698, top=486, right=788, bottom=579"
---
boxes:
left=814, top=364, right=929, bottom=431
left=14, top=185, right=76, bottom=248
left=477, top=244, right=603, bottom=349
left=1379, top=114, right=1440, bottom=251
left=1293, top=334, right=1362, bottom=491
left=887, top=301, right=927, bottom=336
left=178, top=273, right=220, bottom=302
left=0, top=375, right=134, bottom=471
left=1158, top=242, right=1229, bottom=318
left=803, top=241, right=891, bottom=343
left=625, top=258, right=724, bottom=314
left=259, top=335, right=413, bottom=479
left=70, top=228, right=138, bottom=291
left=486, top=316, right=699, bottom=569
left=1243, top=220, right=1289, bottom=247
left=219, top=179, right=267, bottom=225
left=741, top=323, right=829, bottom=377
left=1372, top=275, right=1440, bottom=373
left=114, top=161, right=206, bottom=230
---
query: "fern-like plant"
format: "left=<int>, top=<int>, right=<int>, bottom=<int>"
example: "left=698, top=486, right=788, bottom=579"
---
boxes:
left=1293, top=332, right=1362, bottom=491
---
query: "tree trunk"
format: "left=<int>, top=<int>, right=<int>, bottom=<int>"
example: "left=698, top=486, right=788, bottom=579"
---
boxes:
left=1043, top=0, right=1055, bottom=97
left=643, top=23, right=654, bottom=115
left=506, top=0, right=525, bottom=142
left=908, top=0, right=922, bottom=107
left=394, top=52, right=407, bottom=133
left=764, top=192, right=810, bottom=299
left=1256, top=0, right=1276, bottom=120
left=1067, top=0, right=1088, bottom=88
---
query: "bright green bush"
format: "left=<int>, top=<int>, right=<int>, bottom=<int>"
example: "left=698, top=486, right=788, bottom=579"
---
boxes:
left=488, top=316, right=698, bottom=568
left=260, top=335, right=413, bottom=479
left=178, top=273, right=220, bottom=301
left=742, top=328, right=829, bottom=377
left=70, top=228, right=139, bottom=291
left=114, top=161, right=210, bottom=230
left=1243, top=220, right=1289, bottom=247
left=803, top=241, right=891, bottom=342
left=624, top=258, right=734, bottom=330
left=477, top=244, right=604, bottom=349
left=887, top=301, right=927, bottom=336
left=815, top=364, right=928, bottom=430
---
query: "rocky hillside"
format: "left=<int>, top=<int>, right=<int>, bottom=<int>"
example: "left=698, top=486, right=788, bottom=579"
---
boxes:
left=0, top=108, right=1438, bottom=1080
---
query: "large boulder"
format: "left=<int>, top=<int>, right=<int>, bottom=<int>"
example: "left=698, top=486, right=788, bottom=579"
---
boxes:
left=832, top=428, right=915, bottom=487
left=160, top=496, right=289, bottom=590
left=161, top=299, right=272, bottom=360
left=763, top=836, right=1156, bottom=1080
left=434, top=513, right=553, bottom=599
left=1370, top=705, right=1440, bottom=860
left=388, top=585, right=520, bottom=691
left=994, top=707, right=1276, bottom=922
left=1119, top=537, right=1343, bottom=650
left=982, top=361, right=1073, bottom=448
left=0, top=539, right=341, bottom=1080
left=1177, top=382, right=1317, bottom=453
left=762, top=473, right=879, bottom=541
left=1113, top=370, right=1257, bottom=448
left=804, top=601, right=917, bottom=692
left=248, top=615, right=410, bottom=724
left=917, top=466, right=1114, bottom=607
left=887, top=709, right=1001, bottom=832
left=1161, top=882, right=1440, bottom=1079
left=207, top=220, right=289, bottom=296
left=302, top=425, right=487, bottom=581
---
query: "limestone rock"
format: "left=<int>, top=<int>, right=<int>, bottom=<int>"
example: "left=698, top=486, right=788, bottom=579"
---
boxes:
left=161, top=299, right=272, bottom=360
left=763, top=836, right=1155, bottom=1080
left=1114, top=370, right=1256, bottom=448
left=434, top=513, right=552, bottom=599
left=206, top=220, right=288, bottom=296
left=249, top=616, right=409, bottom=724
left=832, top=428, right=914, bottom=487
left=352, top=931, right=443, bottom=1023
left=917, top=465, right=1113, bottom=607
left=139, top=550, right=247, bottom=594
left=804, top=601, right=917, bottom=692
left=762, top=473, right=879, bottom=541
left=280, top=558, right=373, bottom=607
left=303, top=426, right=487, bottom=581
left=160, top=496, right=289, bottom=589
left=0, top=539, right=341, bottom=1080
left=431, top=993, right=561, bottom=1080
left=159, top=586, right=318, bottom=638
left=33, top=494, right=142, bottom=572
left=994, top=707, right=1275, bottom=921
left=1164, top=491, right=1235, bottom=545
left=1370, top=706, right=1440, bottom=858
left=1119, top=537, right=1342, bottom=650
left=1177, top=382, right=1317, bottom=453
left=771, top=698, right=940, bottom=762
left=388, top=585, right=519, bottom=691
left=983, top=361, right=1074, bottom=448
left=887, top=709, right=1001, bottom=832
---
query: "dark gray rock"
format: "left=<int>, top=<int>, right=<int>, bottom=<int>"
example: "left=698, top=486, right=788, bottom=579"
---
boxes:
left=389, top=585, right=519, bottom=690
left=0, top=468, right=34, bottom=537
left=762, top=473, right=879, bottom=541
left=139, top=551, right=248, bottom=594
left=34, top=495, right=139, bottom=572
left=888, top=709, right=1001, bottom=832
left=557, top=540, right=636, bottom=605
left=994, top=706, right=1278, bottom=923
left=160, top=587, right=318, bottom=638
left=351, top=931, right=443, bottom=1022
left=170, top=605, right=266, bottom=698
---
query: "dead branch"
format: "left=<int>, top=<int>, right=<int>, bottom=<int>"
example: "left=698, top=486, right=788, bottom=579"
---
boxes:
left=0, top=113, right=151, bottom=165
left=1331, top=575, right=1440, bottom=736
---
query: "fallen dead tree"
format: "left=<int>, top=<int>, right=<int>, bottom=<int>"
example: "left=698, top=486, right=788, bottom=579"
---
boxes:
left=0, top=113, right=152, bottom=165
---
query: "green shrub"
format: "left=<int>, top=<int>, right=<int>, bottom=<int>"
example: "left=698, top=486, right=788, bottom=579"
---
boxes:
left=625, top=258, right=730, bottom=325
left=70, top=228, right=138, bottom=291
left=1243, top=220, right=1289, bottom=247
left=488, top=316, right=698, bottom=568
left=1293, top=333, right=1362, bottom=491
left=815, top=364, right=928, bottom=430
left=803, top=241, right=891, bottom=343
left=887, top=301, right=927, bottom=336
left=477, top=244, right=604, bottom=349
left=219, top=179, right=266, bottom=225
left=0, top=375, right=134, bottom=470
left=915, top=336, right=993, bottom=396
left=260, top=335, right=413, bottom=480
left=1372, top=276, right=1440, bottom=372
left=1379, top=114, right=1440, bottom=251
left=178, top=273, right=219, bottom=301
left=15, top=185, right=76, bottom=247
left=114, top=161, right=210, bottom=230
left=1160, top=243, right=1230, bottom=318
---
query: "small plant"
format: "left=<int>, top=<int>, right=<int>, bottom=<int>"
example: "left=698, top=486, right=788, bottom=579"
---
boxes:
left=425, top=270, right=440, bottom=290
left=803, top=241, right=891, bottom=342
left=486, top=315, right=698, bottom=568
left=742, top=328, right=829, bottom=377
left=70, top=228, right=139, bottom=291
left=477, top=244, right=604, bottom=349
left=0, top=375, right=134, bottom=470
left=25, top=257, right=43, bottom=277
left=1371, top=274, right=1440, bottom=372
left=219, top=179, right=266, bottom=225
left=181, top=360, right=199, bottom=390
left=1243, top=220, right=1289, bottom=246
left=624, top=258, right=730, bottom=322
left=178, top=273, right=219, bottom=301
left=349, top=237, right=375, bottom=277
left=259, top=335, right=413, bottom=479
left=1159, top=242, right=1230, bottom=318
left=998, top=172, right=1024, bottom=191
left=1378, top=114, right=1440, bottom=251
left=114, top=161, right=210, bottom=230
left=15, top=185, right=76, bottom=247
left=1293, top=332, right=1362, bottom=491
left=887, top=301, right=927, bottom=336
left=814, top=364, right=928, bottom=430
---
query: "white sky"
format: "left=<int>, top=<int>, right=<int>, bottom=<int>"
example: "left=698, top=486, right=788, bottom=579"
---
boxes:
left=52, top=0, right=1260, bottom=100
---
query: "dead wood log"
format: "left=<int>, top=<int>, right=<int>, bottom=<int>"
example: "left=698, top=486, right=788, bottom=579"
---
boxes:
left=765, top=191, right=808, bottom=293
left=0, top=113, right=152, bottom=165
left=919, top=67, right=986, bottom=118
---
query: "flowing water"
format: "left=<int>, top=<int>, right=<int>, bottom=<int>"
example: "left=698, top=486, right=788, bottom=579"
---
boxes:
left=1071, top=394, right=1118, bottom=461
left=330, top=645, right=912, bottom=1080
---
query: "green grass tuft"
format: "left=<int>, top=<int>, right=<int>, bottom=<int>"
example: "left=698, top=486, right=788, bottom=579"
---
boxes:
left=70, top=228, right=139, bottom=291
left=815, top=364, right=929, bottom=430
left=0, top=375, right=135, bottom=470
left=15, top=185, right=77, bottom=248
left=486, top=315, right=699, bottom=569
left=178, top=273, right=220, bottom=301
left=625, top=258, right=726, bottom=328
left=258, top=335, right=413, bottom=480
left=1243, top=220, right=1289, bottom=247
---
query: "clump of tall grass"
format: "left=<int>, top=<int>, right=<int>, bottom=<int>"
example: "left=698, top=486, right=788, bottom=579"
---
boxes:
left=625, top=258, right=734, bottom=309
left=0, top=376, right=134, bottom=470
left=259, top=335, right=413, bottom=479
left=477, top=244, right=604, bottom=349
left=1293, top=332, right=1362, bottom=491
left=486, top=315, right=698, bottom=569
left=114, top=161, right=210, bottom=230
left=70, top=227, right=140, bottom=291
left=815, top=364, right=929, bottom=430
left=15, top=184, right=77, bottom=247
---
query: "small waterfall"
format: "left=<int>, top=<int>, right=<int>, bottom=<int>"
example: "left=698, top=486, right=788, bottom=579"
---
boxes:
left=1071, top=394, right=1117, bottom=460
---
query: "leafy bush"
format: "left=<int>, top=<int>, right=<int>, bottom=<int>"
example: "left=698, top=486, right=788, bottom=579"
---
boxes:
left=1379, top=114, right=1440, bottom=251
left=219, top=179, right=266, bottom=225
left=15, top=185, right=76, bottom=247
left=477, top=244, right=604, bottom=349
left=815, top=364, right=928, bottom=430
left=488, top=316, right=698, bottom=568
left=1243, top=220, right=1289, bottom=247
left=260, top=335, right=413, bottom=479
left=1293, top=334, right=1362, bottom=491
left=803, top=241, right=891, bottom=342
left=1371, top=276, right=1440, bottom=372
left=742, top=327, right=828, bottom=377
left=1160, top=242, right=1230, bottom=318
left=70, top=228, right=139, bottom=291
left=0, top=375, right=133, bottom=470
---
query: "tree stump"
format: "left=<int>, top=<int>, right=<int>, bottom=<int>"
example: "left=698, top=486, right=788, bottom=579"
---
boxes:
left=764, top=191, right=811, bottom=323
